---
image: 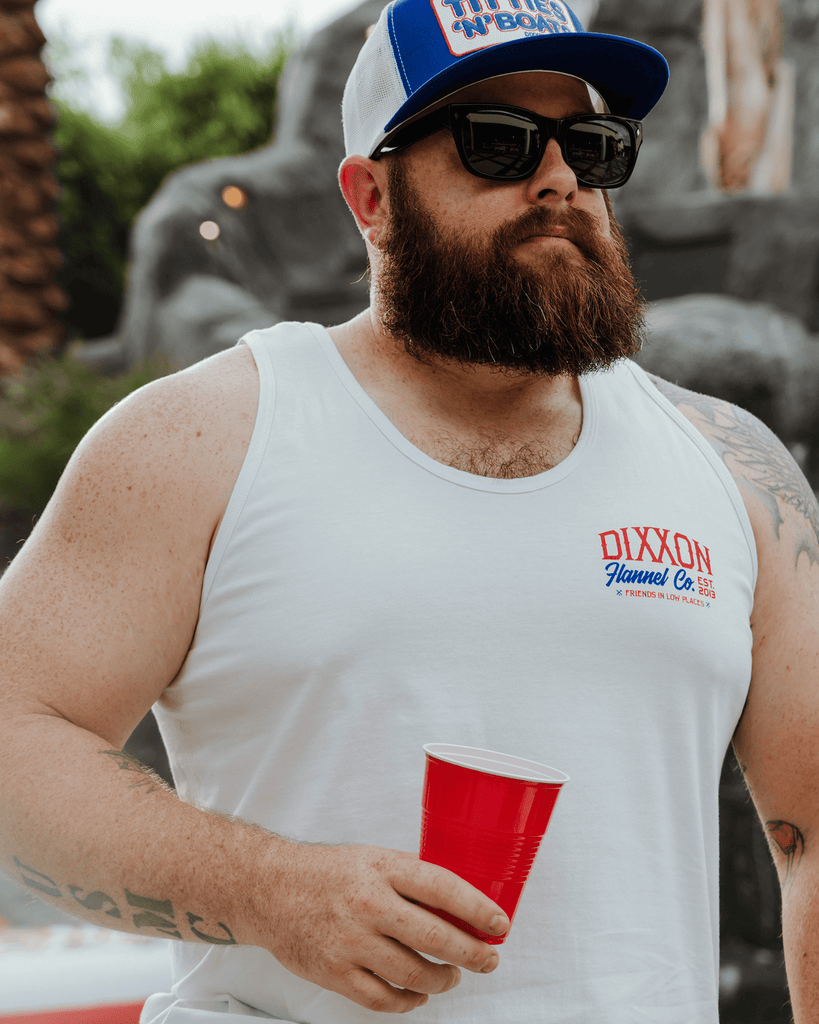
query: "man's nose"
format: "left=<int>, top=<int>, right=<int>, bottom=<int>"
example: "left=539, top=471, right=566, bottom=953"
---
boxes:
left=524, top=136, right=577, bottom=205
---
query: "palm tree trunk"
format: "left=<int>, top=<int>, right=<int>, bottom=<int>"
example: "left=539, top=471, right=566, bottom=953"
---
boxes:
left=0, top=0, right=67, bottom=375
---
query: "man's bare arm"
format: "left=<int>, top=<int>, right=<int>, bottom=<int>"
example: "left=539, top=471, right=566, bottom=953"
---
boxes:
left=0, top=346, right=506, bottom=1013
left=0, top=346, right=265, bottom=945
left=11, top=752, right=234, bottom=945
left=648, top=372, right=819, bottom=1021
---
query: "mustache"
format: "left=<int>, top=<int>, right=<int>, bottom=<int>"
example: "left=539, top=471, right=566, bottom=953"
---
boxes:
left=500, top=205, right=608, bottom=258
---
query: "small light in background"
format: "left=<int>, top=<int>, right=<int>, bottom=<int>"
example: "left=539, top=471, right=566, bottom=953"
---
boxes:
left=221, top=185, right=248, bottom=209
left=199, top=220, right=220, bottom=241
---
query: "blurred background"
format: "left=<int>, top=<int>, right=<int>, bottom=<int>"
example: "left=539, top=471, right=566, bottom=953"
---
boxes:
left=1, top=0, right=817, bottom=1020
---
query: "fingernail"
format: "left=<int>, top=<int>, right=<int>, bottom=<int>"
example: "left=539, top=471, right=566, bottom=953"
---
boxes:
left=481, top=952, right=499, bottom=973
left=489, top=914, right=508, bottom=935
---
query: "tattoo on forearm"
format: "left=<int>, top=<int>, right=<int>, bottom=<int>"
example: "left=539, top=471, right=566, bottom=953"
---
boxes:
left=648, top=375, right=819, bottom=567
left=68, top=884, right=122, bottom=918
left=12, top=856, right=236, bottom=945
left=766, top=820, right=805, bottom=882
left=14, top=856, right=62, bottom=898
left=101, top=749, right=174, bottom=795
left=125, top=889, right=183, bottom=938
left=186, top=912, right=239, bottom=944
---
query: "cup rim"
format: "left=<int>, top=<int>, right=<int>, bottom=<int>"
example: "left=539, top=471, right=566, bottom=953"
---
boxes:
left=423, top=743, right=569, bottom=783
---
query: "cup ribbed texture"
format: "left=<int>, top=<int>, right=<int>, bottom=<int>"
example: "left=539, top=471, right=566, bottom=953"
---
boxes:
left=421, top=808, right=545, bottom=882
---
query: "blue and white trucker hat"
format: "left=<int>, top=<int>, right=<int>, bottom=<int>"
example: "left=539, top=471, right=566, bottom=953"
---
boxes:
left=342, top=0, right=669, bottom=158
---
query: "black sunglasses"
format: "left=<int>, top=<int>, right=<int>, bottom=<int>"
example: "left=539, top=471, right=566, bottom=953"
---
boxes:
left=373, top=103, right=643, bottom=189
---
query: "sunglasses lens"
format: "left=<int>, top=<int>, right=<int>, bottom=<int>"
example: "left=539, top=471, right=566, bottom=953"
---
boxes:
left=459, top=109, right=635, bottom=186
left=461, top=110, right=542, bottom=179
left=563, top=119, right=634, bottom=185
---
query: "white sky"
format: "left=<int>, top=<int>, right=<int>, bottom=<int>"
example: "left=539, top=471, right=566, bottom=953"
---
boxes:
left=37, top=0, right=364, bottom=120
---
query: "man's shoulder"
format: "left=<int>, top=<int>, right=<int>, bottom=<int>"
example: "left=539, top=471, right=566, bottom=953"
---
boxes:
left=644, top=372, right=819, bottom=572
left=103, top=344, right=259, bottom=460
left=135, top=343, right=259, bottom=419
left=59, top=344, right=260, bottom=549
left=643, top=371, right=755, bottom=446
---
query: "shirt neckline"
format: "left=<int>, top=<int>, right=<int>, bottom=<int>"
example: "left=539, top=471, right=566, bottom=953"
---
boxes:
left=304, top=321, right=599, bottom=494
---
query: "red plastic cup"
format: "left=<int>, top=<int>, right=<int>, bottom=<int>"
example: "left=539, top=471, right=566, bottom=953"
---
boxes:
left=419, top=743, right=568, bottom=944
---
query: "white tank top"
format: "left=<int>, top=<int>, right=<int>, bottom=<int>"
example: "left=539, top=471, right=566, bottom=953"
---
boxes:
left=146, top=321, right=756, bottom=1024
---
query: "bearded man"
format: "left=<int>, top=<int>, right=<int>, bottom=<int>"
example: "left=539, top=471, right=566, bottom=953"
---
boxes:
left=3, top=2, right=819, bottom=1023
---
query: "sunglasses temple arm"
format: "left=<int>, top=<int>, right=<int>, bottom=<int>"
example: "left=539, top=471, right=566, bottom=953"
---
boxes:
left=371, top=110, right=450, bottom=159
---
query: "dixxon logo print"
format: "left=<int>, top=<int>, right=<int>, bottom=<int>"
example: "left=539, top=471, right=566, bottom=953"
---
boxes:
left=599, top=526, right=716, bottom=607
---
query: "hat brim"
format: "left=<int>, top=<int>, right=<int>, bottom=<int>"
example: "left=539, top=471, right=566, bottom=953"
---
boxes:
left=382, top=31, right=669, bottom=141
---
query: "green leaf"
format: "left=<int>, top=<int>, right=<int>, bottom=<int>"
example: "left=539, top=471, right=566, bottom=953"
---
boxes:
left=51, top=30, right=294, bottom=340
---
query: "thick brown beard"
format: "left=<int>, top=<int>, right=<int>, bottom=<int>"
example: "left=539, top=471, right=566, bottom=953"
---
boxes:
left=377, top=159, right=646, bottom=378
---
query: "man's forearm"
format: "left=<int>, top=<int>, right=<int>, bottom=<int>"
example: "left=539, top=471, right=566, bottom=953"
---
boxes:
left=0, top=710, right=509, bottom=1014
left=780, top=843, right=819, bottom=1023
left=0, top=712, right=278, bottom=947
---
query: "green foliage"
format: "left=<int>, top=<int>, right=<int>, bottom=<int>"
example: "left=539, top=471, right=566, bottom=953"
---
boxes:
left=0, top=353, right=173, bottom=510
left=52, top=33, right=294, bottom=340
left=111, top=36, right=293, bottom=169
left=52, top=107, right=143, bottom=339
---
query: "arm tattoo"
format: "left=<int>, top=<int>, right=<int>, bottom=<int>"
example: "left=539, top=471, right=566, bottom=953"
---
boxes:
left=648, top=374, right=819, bottom=568
left=766, top=820, right=805, bottom=883
left=101, top=749, right=174, bottom=795
left=13, top=856, right=236, bottom=945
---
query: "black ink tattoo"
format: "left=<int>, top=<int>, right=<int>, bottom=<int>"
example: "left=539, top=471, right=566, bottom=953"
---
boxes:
left=101, top=749, right=173, bottom=795
left=123, top=891, right=238, bottom=945
left=68, top=885, right=122, bottom=918
left=186, top=913, right=237, bottom=945
left=648, top=375, right=819, bottom=567
left=125, top=889, right=183, bottom=938
left=13, top=857, right=62, bottom=898
left=766, top=820, right=805, bottom=882
left=13, top=858, right=237, bottom=945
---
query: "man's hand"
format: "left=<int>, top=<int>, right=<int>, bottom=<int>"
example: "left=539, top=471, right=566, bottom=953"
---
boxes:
left=263, top=844, right=508, bottom=1013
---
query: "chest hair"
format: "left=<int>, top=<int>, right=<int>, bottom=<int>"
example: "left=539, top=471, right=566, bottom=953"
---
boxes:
left=406, top=429, right=578, bottom=479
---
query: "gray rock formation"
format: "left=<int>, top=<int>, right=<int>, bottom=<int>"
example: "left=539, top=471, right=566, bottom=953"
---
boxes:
left=636, top=293, right=819, bottom=482
left=597, top=0, right=819, bottom=200
left=602, top=0, right=819, bottom=335
left=613, top=191, right=819, bottom=332
left=78, top=0, right=384, bottom=374
left=594, top=0, right=709, bottom=199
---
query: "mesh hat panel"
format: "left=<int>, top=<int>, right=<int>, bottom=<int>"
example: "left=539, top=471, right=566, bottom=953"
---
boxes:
left=342, top=12, right=408, bottom=159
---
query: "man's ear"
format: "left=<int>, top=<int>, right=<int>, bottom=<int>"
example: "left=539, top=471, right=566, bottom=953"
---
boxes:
left=339, top=155, right=390, bottom=247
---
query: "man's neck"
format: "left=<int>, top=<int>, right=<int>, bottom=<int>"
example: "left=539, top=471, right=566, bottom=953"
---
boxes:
left=325, top=309, right=584, bottom=479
